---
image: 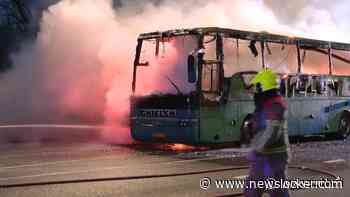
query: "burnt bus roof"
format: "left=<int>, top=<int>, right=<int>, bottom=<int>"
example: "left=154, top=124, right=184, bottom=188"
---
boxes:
left=138, top=27, right=350, bottom=51
left=237, top=70, right=350, bottom=78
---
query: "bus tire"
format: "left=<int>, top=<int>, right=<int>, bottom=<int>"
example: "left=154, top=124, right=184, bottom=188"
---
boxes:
left=337, top=112, right=350, bottom=140
left=240, top=114, right=255, bottom=147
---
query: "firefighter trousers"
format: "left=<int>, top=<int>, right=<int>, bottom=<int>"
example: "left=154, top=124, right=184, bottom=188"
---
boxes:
left=244, top=151, right=289, bottom=197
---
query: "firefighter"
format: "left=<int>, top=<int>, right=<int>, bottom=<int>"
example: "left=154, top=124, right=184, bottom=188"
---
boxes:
left=244, top=68, right=290, bottom=197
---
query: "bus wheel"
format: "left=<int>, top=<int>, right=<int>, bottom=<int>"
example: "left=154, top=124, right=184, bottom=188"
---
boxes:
left=240, top=115, right=255, bottom=147
left=337, top=113, right=350, bottom=139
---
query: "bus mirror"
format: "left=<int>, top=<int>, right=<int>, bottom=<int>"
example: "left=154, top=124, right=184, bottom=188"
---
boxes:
left=187, top=54, right=197, bottom=83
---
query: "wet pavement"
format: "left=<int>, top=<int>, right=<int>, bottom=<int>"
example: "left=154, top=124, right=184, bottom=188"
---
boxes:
left=0, top=138, right=349, bottom=196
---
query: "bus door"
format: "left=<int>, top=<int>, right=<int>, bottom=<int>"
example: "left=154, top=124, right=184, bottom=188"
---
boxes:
left=199, top=61, right=234, bottom=143
left=235, top=73, right=256, bottom=141
left=224, top=73, right=252, bottom=142
left=295, top=75, right=330, bottom=135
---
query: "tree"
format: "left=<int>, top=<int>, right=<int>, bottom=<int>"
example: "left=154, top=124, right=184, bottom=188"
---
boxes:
left=0, top=0, right=31, bottom=72
left=0, top=0, right=31, bottom=32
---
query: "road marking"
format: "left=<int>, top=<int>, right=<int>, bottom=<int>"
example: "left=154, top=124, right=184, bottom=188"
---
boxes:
left=0, top=156, right=120, bottom=169
left=232, top=175, right=247, bottom=180
left=0, top=157, right=242, bottom=181
left=323, top=159, right=346, bottom=164
left=0, top=144, right=120, bottom=159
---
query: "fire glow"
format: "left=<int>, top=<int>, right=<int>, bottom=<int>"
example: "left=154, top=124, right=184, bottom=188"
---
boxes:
left=169, top=144, right=197, bottom=152
left=6, top=0, right=350, bottom=145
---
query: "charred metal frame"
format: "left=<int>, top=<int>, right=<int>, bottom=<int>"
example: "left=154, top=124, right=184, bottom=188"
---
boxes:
left=328, top=45, right=333, bottom=75
left=216, top=33, right=224, bottom=94
left=296, top=42, right=302, bottom=73
left=132, top=27, right=350, bottom=93
left=136, top=27, right=350, bottom=50
left=260, top=41, right=265, bottom=68
left=300, top=47, right=350, bottom=64
left=132, top=39, right=143, bottom=93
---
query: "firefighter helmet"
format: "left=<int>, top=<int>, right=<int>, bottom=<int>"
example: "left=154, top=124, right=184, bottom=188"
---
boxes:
left=251, top=68, right=278, bottom=92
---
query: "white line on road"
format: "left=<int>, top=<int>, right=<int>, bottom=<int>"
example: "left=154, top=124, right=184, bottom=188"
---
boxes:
left=0, top=156, right=120, bottom=170
left=232, top=175, right=247, bottom=180
left=323, top=159, right=346, bottom=164
left=0, top=157, right=239, bottom=181
left=0, top=144, right=121, bottom=159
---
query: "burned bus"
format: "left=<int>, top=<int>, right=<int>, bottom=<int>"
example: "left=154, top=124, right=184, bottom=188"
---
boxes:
left=130, top=27, right=350, bottom=145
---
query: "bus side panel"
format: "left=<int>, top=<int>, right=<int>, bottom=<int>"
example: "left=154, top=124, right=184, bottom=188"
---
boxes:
left=131, top=118, right=197, bottom=144
left=131, top=107, right=199, bottom=144
left=327, top=97, right=350, bottom=133
left=286, top=98, right=300, bottom=136
left=224, top=101, right=241, bottom=142
left=297, top=97, right=330, bottom=135
left=229, top=74, right=255, bottom=142
left=237, top=99, right=254, bottom=136
left=239, top=98, right=301, bottom=138
left=199, top=106, right=232, bottom=144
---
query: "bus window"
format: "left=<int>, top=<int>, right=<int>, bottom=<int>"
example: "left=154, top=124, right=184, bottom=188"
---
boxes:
left=330, top=49, right=350, bottom=96
left=202, top=63, right=220, bottom=92
left=289, top=75, right=322, bottom=96
left=311, top=76, right=324, bottom=95
left=294, top=75, right=308, bottom=96
left=265, top=43, right=298, bottom=74
left=203, top=35, right=217, bottom=61
left=305, top=75, right=319, bottom=95
left=310, top=76, right=317, bottom=95
left=325, top=77, right=337, bottom=96
left=287, top=76, right=296, bottom=97
left=241, top=73, right=256, bottom=87
left=318, top=76, right=329, bottom=96
left=292, top=75, right=329, bottom=97
left=223, top=38, right=237, bottom=77
left=335, top=78, right=343, bottom=96
left=279, top=75, right=289, bottom=97
left=341, top=79, right=350, bottom=96
left=332, top=49, right=350, bottom=76
left=223, top=39, right=261, bottom=73
left=135, top=36, right=197, bottom=96
left=227, top=73, right=255, bottom=99
left=303, top=49, right=329, bottom=74
left=327, top=77, right=345, bottom=97
left=201, top=63, right=221, bottom=103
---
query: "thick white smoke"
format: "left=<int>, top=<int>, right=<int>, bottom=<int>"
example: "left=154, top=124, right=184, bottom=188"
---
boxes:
left=264, top=0, right=350, bottom=42
left=3, top=0, right=350, bottom=144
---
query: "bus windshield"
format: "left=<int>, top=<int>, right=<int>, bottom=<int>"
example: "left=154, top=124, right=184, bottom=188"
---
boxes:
left=134, top=36, right=197, bottom=96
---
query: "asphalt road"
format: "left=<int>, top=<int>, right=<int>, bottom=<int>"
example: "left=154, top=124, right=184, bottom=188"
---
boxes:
left=0, top=137, right=348, bottom=196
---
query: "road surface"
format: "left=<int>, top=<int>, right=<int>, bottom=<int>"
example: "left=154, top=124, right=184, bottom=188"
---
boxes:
left=0, top=129, right=348, bottom=196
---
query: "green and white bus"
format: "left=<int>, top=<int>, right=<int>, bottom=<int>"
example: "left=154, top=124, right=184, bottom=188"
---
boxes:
left=130, top=27, right=350, bottom=145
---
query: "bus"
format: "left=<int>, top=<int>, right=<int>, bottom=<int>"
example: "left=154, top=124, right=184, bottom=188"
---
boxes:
left=130, top=27, right=350, bottom=145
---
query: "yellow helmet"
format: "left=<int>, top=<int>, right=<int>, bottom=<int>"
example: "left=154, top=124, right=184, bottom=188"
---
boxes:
left=251, top=68, right=278, bottom=92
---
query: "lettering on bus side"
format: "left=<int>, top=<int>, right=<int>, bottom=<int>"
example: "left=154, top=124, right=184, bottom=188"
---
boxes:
left=140, top=109, right=177, bottom=118
left=324, top=100, right=350, bottom=113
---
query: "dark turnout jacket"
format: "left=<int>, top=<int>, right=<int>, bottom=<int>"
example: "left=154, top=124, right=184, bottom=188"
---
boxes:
left=250, top=91, right=290, bottom=157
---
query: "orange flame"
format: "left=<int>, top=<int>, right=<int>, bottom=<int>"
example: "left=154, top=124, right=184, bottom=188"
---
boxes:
left=168, top=144, right=197, bottom=151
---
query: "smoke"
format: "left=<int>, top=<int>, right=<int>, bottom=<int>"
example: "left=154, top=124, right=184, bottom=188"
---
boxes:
left=2, top=0, right=350, bottom=144
left=264, top=0, right=350, bottom=42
